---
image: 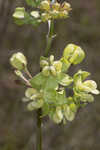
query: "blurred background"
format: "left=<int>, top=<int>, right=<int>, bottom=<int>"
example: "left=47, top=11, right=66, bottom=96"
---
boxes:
left=0, top=0, right=100, bottom=150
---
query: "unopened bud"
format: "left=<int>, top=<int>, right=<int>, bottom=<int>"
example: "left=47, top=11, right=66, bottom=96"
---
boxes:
left=69, top=103, right=77, bottom=113
left=63, top=104, right=75, bottom=121
left=59, top=10, right=68, bottom=18
left=63, top=44, right=85, bottom=65
left=50, top=10, right=59, bottom=19
left=41, top=13, right=51, bottom=22
left=27, top=99, right=43, bottom=111
left=13, top=7, right=25, bottom=19
left=40, top=1, right=50, bottom=11
left=49, top=55, right=54, bottom=64
left=25, top=88, right=37, bottom=98
left=10, top=52, right=27, bottom=70
left=56, top=106, right=63, bottom=120
left=53, top=61, right=62, bottom=73
left=42, top=66, right=50, bottom=76
left=40, top=60, right=49, bottom=68
left=61, top=2, right=71, bottom=11
left=69, top=46, right=85, bottom=64
left=30, top=11, right=40, bottom=18
left=14, top=70, right=23, bottom=77
left=50, top=66, right=57, bottom=76
left=52, top=107, right=63, bottom=124
left=52, top=2, right=60, bottom=11
left=83, top=80, right=99, bottom=95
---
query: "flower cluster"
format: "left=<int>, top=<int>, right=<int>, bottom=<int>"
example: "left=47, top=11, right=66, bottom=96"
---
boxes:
left=40, top=55, right=62, bottom=76
left=12, top=0, right=71, bottom=26
left=10, top=43, right=99, bottom=124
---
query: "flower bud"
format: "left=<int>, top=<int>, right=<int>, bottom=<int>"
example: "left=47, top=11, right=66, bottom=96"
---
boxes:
left=63, top=44, right=75, bottom=60
left=52, top=113, right=62, bottom=123
left=25, top=88, right=38, bottom=99
left=69, top=46, right=85, bottom=64
left=13, top=7, right=25, bottom=19
left=14, top=70, right=23, bottom=77
left=61, top=2, right=71, bottom=11
left=52, top=107, right=63, bottom=124
left=40, top=1, right=50, bottom=11
left=50, top=66, right=57, bottom=76
left=49, top=55, right=54, bottom=64
left=73, top=70, right=90, bottom=82
left=40, top=60, right=49, bottom=68
left=63, top=44, right=85, bottom=65
left=10, top=52, right=27, bottom=70
left=83, top=80, right=99, bottom=95
left=27, top=99, right=43, bottom=111
left=63, top=104, right=75, bottom=121
left=41, top=13, right=51, bottom=22
left=75, top=92, right=94, bottom=103
left=30, top=11, right=40, bottom=18
left=42, top=66, right=50, bottom=76
left=69, top=103, right=77, bottom=113
left=53, top=61, right=62, bottom=73
left=50, top=10, right=59, bottom=19
left=52, top=2, right=60, bottom=11
left=59, top=10, right=68, bottom=18
left=56, top=106, right=63, bottom=120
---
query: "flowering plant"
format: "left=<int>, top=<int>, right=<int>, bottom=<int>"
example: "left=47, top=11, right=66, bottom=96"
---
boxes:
left=10, top=0, right=99, bottom=149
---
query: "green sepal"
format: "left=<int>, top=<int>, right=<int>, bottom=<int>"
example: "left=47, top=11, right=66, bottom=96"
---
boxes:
left=43, top=75, right=58, bottom=90
left=60, top=57, right=71, bottom=72
left=43, top=88, right=67, bottom=105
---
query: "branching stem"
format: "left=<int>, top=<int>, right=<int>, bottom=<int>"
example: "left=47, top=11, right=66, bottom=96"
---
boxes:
left=36, top=19, right=54, bottom=150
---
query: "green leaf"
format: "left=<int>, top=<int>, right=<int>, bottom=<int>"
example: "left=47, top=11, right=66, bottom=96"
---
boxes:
left=43, top=89, right=56, bottom=104
left=44, top=76, right=58, bottom=90
left=30, top=72, right=48, bottom=90
left=56, top=91, right=67, bottom=105
left=56, top=73, right=73, bottom=86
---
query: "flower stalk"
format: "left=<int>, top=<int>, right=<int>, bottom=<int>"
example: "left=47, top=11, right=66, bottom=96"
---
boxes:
left=36, top=19, right=55, bottom=150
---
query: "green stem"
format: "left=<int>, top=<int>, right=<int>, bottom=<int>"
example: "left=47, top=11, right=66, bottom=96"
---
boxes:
left=36, top=19, right=54, bottom=150
left=36, top=108, right=42, bottom=150
left=45, top=20, right=54, bottom=57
